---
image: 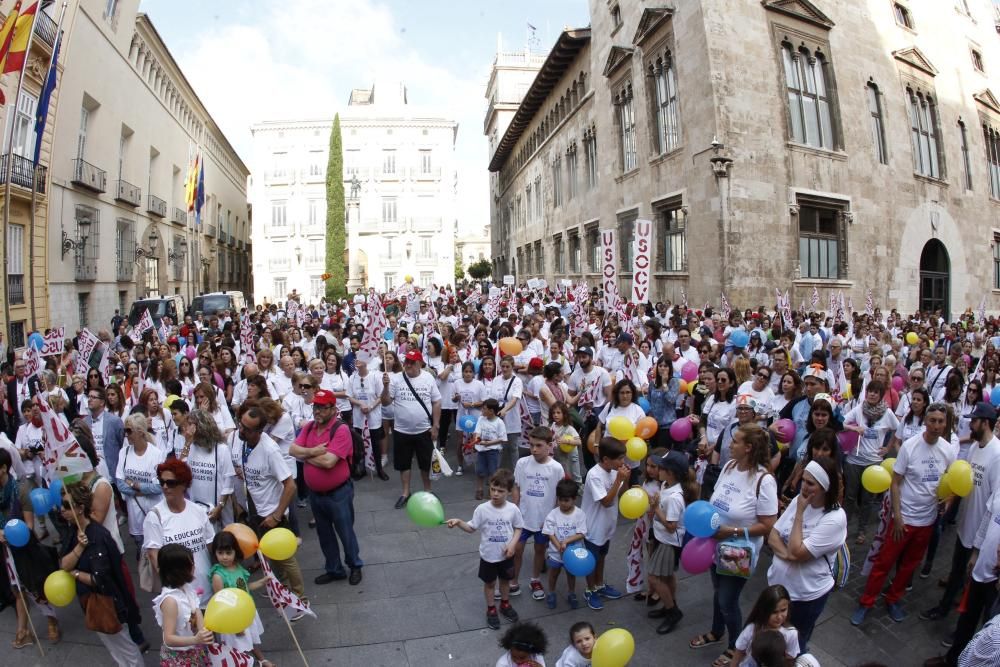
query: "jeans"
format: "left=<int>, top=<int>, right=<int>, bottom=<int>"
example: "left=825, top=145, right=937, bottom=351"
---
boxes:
left=310, top=480, right=363, bottom=577
left=790, top=592, right=830, bottom=654
left=946, top=578, right=999, bottom=665
left=710, top=564, right=748, bottom=649
left=937, top=539, right=973, bottom=613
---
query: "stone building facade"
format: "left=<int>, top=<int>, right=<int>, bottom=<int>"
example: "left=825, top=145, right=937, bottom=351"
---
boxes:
left=487, top=0, right=1000, bottom=317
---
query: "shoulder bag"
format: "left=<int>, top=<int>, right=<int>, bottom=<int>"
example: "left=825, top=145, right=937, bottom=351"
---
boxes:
left=713, top=467, right=769, bottom=579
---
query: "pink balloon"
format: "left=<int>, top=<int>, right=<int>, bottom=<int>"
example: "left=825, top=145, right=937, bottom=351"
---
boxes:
left=669, top=418, right=693, bottom=441
left=185, top=347, right=197, bottom=360
left=680, top=536, right=716, bottom=574
left=775, top=418, right=796, bottom=443
left=681, top=362, right=699, bottom=382
left=891, top=376, right=905, bottom=392
left=837, top=430, right=859, bottom=454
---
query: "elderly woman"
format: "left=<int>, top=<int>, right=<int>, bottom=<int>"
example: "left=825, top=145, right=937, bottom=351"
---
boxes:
left=767, top=456, right=846, bottom=653
left=175, top=409, right=235, bottom=526
left=193, top=380, right=235, bottom=437
left=114, top=413, right=165, bottom=554
left=142, top=459, right=216, bottom=606
left=59, top=482, right=143, bottom=666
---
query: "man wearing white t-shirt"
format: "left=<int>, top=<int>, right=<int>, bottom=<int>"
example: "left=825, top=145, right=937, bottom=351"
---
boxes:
left=567, top=347, right=612, bottom=467
left=921, top=403, right=1000, bottom=622
left=381, top=349, right=441, bottom=509
left=853, top=403, right=955, bottom=625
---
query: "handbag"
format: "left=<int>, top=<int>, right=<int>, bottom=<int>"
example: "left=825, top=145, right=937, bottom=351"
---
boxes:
left=715, top=527, right=756, bottom=579
left=139, top=508, right=161, bottom=593
left=82, top=591, right=123, bottom=634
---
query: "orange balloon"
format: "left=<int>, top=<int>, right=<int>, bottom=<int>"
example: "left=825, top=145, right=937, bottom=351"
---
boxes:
left=498, top=337, right=523, bottom=357
left=635, top=416, right=658, bottom=440
left=224, top=523, right=259, bottom=556
left=679, top=380, right=688, bottom=394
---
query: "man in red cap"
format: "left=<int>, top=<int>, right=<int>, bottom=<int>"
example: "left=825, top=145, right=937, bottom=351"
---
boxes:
left=381, top=349, right=441, bottom=509
left=290, top=388, right=364, bottom=585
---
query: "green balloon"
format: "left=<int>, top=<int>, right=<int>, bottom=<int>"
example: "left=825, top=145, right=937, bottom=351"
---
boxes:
left=406, top=491, right=444, bottom=527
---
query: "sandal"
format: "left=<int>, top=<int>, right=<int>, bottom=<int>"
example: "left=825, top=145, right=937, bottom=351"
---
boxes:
left=855, top=533, right=866, bottom=545
left=633, top=592, right=647, bottom=601
left=47, top=618, right=61, bottom=643
left=689, top=632, right=722, bottom=649
left=712, top=649, right=735, bottom=667
left=12, top=630, right=33, bottom=649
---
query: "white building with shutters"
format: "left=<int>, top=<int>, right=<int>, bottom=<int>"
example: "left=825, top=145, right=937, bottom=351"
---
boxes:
left=250, top=81, right=458, bottom=304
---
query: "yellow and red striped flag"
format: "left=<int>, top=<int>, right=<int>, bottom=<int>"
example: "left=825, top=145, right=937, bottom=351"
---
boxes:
left=1, top=1, right=36, bottom=75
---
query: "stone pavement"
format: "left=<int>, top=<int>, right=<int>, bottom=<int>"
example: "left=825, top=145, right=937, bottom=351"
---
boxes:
left=0, top=459, right=968, bottom=666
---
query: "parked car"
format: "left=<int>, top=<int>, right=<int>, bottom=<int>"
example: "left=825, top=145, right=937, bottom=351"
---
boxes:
left=127, top=295, right=186, bottom=329
left=189, top=291, right=247, bottom=317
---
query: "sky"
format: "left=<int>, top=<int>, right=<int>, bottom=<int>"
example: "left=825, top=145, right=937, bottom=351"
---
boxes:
left=139, top=0, right=591, bottom=230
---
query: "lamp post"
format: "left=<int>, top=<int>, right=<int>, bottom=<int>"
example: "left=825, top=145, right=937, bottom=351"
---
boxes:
left=60, top=218, right=91, bottom=259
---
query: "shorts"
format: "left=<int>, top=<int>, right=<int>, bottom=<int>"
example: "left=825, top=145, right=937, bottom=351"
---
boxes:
left=476, top=449, right=501, bottom=478
left=546, top=557, right=564, bottom=570
left=394, top=430, right=434, bottom=472
left=647, top=541, right=678, bottom=578
left=584, top=539, right=610, bottom=559
left=518, top=529, right=548, bottom=545
left=478, top=557, right=515, bottom=584
left=356, top=426, right=385, bottom=444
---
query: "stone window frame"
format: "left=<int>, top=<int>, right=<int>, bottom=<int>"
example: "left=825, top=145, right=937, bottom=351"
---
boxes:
left=652, top=195, right=687, bottom=273
left=905, top=83, right=945, bottom=181
left=612, top=77, right=638, bottom=173
left=791, top=193, right=851, bottom=281
left=891, top=1, right=915, bottom=31
left=984, top=117, right=1000, bottom=200
left=617, top=208, right=638, bottom=272
left=643, top=33, right=682, bottom=158
left=958, top=119, right=974, bottom=191
left=866, top=79, right=888, bottom=165
left=585, top=221, right=601, bottom=274
left=553, top=233, right=565, bottom=274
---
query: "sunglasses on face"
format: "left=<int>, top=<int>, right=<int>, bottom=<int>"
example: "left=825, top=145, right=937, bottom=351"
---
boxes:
left=61, top=500, right=73, bottom=510
left=124, top=428, right=133, bottom=435
left=159, top=478, right=183, bottom=488
left=299, top=384, right=314, bottom=390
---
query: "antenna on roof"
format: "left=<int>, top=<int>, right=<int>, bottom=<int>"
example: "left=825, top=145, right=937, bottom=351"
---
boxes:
left=526, top=21, right=539, bottom=51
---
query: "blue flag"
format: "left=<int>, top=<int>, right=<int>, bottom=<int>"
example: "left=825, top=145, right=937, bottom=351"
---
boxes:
left=195, top=158, right=204, bottom=225
left=33, top=33, right=59, bottom=166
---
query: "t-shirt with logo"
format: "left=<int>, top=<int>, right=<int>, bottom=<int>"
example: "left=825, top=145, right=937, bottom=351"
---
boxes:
left=513, top=456, right=564, bottom=531
left=567, top=365, right=612, bottom=411
left=893, top=433, right=956, bottom=527
left=582, top=465, right=620, bottom=547
left=653, top=482, right=686, bottom=547
left=14, top=422, right=44, bottom=479
left=116, top=444, right=166, bottom=536
left=958, top=437, right=1000, bottom=548
left=180, top=443, right=236, bottom=512
left=474, top=416, right=506, bottom=452
left=143, top=500, right=216, bottom=605
left=349, top=372, right=383, bottom=426
left=467, top=500, right=524, bottom=563
left=490, top=374, right=524, bottom=435
left=455, top=378, right=487, bottom=420
left=766, top=500, right=847, bottom=601
left=388, top=371, right=442, bottom=435
left=542, top=506, right=588, bottom=563
left=235, top=431, right=292, bottom=517
left=972, top=491, right=1000, bottom=583
left=709, top=463, right=779, bottom=554
left=844, top=405, right=899, bottom=466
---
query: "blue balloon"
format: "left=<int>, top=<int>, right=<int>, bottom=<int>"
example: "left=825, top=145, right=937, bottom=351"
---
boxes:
left=29, top=488, right=51, bottom=515
left=684, top=500, right=722, bottom=539
left=730, top=330, right=750, bottom=349
left=991, top=386, right=1000, bottom=408
left=3, top=519, right=30, bottom=547
left=178, top=336, right=187, bottom=346
left=563, top=544, right=596, bottom=577
left=383, top=329, right=394, bottom=341
left=637, top=396, right=651, bottom=414
left=28, top=332, right=44, bottom=351
left=49, top=478, right=64, bottom=508
left=472, top=359, right=482, bottom=373
left=459, top=415, right=477, bottom=434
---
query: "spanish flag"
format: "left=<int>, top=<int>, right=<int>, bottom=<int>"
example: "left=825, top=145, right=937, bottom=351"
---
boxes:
left=1, top=1, right=36, bottom=75
left=185, top=152, right=198, bottom=212
left=0, top=0, right=22, bottom=103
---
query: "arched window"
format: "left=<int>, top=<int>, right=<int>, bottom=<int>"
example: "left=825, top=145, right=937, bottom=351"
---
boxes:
left=649, top=51, right=680, bottom=154
left=782, top=43, right=835, bottom=150
left=907, top=88, right=941, bottom=178
left=866, top=82, right=887, bottom=164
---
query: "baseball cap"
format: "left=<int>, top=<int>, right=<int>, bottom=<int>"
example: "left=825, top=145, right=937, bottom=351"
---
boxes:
left=616, top=332, right=634, bottom=345
left=313, top=389, right=337, bottom=406
left=528, top=357, right=544, bottom=370
left=735, top=394, right=759, bottom=412
left=970, top=402, right=997, bottom=421
left=575, top=345, right=594, bottom=357
left=650, top=450, right=689, bottom=480
left=405, top=349, right=424, bottom=364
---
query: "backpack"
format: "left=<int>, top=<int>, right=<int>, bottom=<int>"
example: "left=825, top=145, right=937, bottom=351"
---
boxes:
left=824, top=542, right=851, bottom=588
left=302, top=418, right=367, bottom=480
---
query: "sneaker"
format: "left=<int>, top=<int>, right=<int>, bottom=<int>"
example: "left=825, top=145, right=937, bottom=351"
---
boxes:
left=486, top=609, right=500, bottom=630
left=850, top=606, right=869, bottom=626
left=500, top=604, right=519, bottom=623
left=920, top=606, right=946, bottom=621
left=598, top=584, right=624, bottom=600
left=567, top=592, right=579, bottom=609
left=906, top=582, right=914, bottom=592
left=509, top=583, right=521, bottom=596
left=545, top=592, right=557, bottom=609
left=920, top=563, right=933, bottom=579
left=394, top=495, right=409, bottom=510
left=381, top=455, right=389, bottom=467
left=887, top=603, right=907, bottom=623
left=455, top=466, right=463, bottom=476
left=585, top=589, right=604, bottom=611
left=530, top=580, right=545, bottom=601
left=297, top=499, right=308, bottom=508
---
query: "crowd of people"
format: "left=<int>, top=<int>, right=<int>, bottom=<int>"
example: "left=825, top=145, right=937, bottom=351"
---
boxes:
left=1, top=281, right=1000, bottom=666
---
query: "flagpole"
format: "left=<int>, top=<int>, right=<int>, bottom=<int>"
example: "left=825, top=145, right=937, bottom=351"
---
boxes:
left=2, top=1, right=39, bottom=342
left=5, top=546, right=43, bottom=657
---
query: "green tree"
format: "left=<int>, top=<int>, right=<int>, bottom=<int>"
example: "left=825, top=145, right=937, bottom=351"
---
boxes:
left=467, top=258, right=492, bottom=282
left=325, top=114, right=346, bottom=301
left=454, top=255, right=465, bottom=284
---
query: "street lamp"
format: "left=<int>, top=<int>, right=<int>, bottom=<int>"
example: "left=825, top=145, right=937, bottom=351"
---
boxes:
left=60, top=218, right=90, bottom=259
left=201, top=247, right=216, bottom=268
left=135, top=228, right=159, bottom=263
left=167, top=237, right=188, bottom=265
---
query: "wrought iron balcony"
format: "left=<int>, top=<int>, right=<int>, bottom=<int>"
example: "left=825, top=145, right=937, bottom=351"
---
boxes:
left=35, top=10, right=57, bottom=48
left=114, top=179, right=141, bottom=206
left=0, top=154, right=46, bottom=193
left=147, top=194, right=166, bottom=217
left=206, top=224, right=216, bottom=238
left=72, top=159, right=106, bottom=192
left=7, top=274, right=23, bottom=305
left=172, top=207, right=186, bottom=225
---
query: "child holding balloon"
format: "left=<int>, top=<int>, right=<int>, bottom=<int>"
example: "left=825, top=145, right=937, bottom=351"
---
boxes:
left=549, top=402, right=582, bottom=483
left=542, top=478, right=588, bottom=609
left=554, top=621, right=596, bottom=666
left=474, top=399, right=508, bottom=501
left=209, top=532, right=272, bottom=667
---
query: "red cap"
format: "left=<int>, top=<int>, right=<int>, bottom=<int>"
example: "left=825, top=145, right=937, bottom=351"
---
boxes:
left=405, top=349, right=424, bottom=364
left=528, top=357, right=543, bottom=370
left=313, top=389, right=337, bottom=406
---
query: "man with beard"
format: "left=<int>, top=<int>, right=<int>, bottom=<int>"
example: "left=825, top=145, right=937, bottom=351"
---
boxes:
left=567, top=346, right=612, bottom=469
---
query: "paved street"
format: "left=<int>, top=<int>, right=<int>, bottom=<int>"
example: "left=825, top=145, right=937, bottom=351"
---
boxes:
left=0, top=456, right=965, bottom=666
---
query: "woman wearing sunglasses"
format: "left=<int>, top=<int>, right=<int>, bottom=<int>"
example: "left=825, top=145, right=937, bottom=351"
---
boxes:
left=141, top=459, right=216, bottom=606
left=114, top=413, right=165, bottom=556
left=59, top=482, right=144, bottom=666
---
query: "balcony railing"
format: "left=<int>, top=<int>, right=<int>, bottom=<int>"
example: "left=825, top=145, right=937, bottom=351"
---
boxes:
left=0, top=154, right=46, bottom=193
left=114, top=179, right=141, bottom=206
left=35, top=10, right=57, bottom=48
left=228, top=234, right=236, bottom=247
left=116, top=260, right=133, bottom=282
left=410, top=167, right=442, bottom=181
left=268, top=258, right=291, bottom=271
left=237, top=239, right=243, bottom=251
left=302, top=167, right=325, bottom=182
left=416, top=254, right=436, bottom=265
left=172, top=207, right=186, bottom=225
left=71, top=159, right=107, bottom=193
left=377, top=253, right=401, bottom=266
left=75, top=260, right=97, bottom=282
left=206, top=224, right=216, bottom=238
left=379, top=219, right=403, bottom=234
left=216, top=225, right=224, bottom=240
left=7, top=274, right=23, bottom=305
left=344, top=168, right=369, bottom=181
left=147, top=194, right=166, bottom=218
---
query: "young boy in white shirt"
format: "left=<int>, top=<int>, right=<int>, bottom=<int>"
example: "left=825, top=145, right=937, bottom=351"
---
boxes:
left=512, top=425, right=566, bottom=600
left=474, top=398, right=507, bottom=501
left=446, top=468, right=524, bottom=630
left=581, top=437, right=630, bottom=610
left=542, top=478, right=588, bottom=609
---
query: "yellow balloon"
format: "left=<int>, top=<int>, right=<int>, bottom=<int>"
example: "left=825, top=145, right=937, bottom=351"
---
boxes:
left=687, top=381, right=698, bottom=396
left=861, top=464, right=892, bottom=494
left=259, top=527, right=298, bottom=561
left=881, top=458, right=896, bottom=475
left=559, top=435, right=576, bottom=453
left=625, top=437, right=648, bottom=461
left=619, top=488, right=649, bottom=520
left=938, top=475, right=952, bottom=499
left=43, top=570, right=76, bottom=607
left=592, top=628, right=636, bottom=667
left=906, top=332, right=919, bottom=345
left=204, top=588, right=256, bottom=634
left=947, top=460, right=974, bottom=497
left=607, top=416, right=635, bottom=441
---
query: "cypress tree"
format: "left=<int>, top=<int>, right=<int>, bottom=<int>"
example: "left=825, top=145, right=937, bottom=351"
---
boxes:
left=325, top=113, right=347, bottom=301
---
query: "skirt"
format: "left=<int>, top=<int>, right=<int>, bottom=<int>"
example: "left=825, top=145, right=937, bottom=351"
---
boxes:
left=159, top=644, right=211, bottom=667
left=647, top=541, right=677, bottom=578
